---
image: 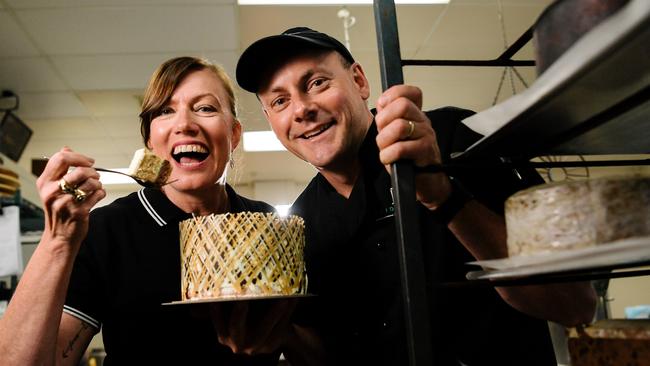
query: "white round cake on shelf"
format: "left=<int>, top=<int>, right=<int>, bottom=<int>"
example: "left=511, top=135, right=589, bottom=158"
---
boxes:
left=505, top=175, right=650, bottom=257
left=179, top=212, right=307, bottom=300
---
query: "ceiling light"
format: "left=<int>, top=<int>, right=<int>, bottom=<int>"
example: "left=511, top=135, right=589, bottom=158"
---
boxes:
left=239, top=0, right=448, bottom=5
left=243, top=131, right=286, bottom=152
left=275, top=204, right=291, bottom=217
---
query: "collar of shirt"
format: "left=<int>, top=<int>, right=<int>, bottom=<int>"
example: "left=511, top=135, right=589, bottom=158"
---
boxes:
left=136, top=184, right=248, bottom=227
left=307, top=120, right=393, bottom=239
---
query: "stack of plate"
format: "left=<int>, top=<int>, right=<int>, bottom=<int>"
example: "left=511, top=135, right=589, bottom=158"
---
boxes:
left=0, top=166, right=20, bottom=198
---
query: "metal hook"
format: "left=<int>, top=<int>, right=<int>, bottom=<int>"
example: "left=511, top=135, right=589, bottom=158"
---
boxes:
left=337, top=6, right=357, bottom=51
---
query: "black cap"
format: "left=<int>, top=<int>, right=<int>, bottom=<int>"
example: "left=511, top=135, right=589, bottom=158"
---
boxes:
left=236, top=27, right=355, bottom=93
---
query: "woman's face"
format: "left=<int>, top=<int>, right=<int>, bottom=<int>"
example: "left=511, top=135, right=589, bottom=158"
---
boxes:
left=148, top=69, right=240, bottom=192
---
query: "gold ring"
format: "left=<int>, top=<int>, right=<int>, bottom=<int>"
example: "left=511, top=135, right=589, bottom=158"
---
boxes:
left=59, top=178, right=76, bottom=194
left=405, top=120, right=415, bottom=139
left=73, top=188, right=87, bottom=203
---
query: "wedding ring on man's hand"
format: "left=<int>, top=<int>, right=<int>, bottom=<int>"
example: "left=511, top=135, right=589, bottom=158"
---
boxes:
left=59, top=178, right=76, bottom=194
left=73, top=188, right=87, bottom=202
left=405, top=120, right=415, bottom=139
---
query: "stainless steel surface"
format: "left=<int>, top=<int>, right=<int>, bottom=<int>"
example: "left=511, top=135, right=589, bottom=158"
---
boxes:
left=374, top=1, right=433, bottom=365
left=94, top=167, right=173, bottom=189
left=458, top=0, right=650, bottom=159
left=533, top=0, right=629, bottom=74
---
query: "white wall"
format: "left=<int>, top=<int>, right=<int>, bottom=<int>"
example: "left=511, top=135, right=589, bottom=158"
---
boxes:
left=609, top=268, right=650, bottom=318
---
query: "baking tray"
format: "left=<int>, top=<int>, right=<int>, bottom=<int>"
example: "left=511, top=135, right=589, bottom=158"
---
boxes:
left=466, top=236, right=650, bottom=280
left=0, top=173, right=20, bottom=188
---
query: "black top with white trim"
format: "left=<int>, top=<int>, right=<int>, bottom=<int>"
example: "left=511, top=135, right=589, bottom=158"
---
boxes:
left=66, top=185, right=279, bottom=365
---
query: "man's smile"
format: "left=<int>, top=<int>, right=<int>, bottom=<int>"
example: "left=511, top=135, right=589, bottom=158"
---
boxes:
left=300, top=121, right=334, bottom=139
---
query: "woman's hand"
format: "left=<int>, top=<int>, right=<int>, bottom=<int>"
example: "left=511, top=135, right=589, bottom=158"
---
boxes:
left=37, top=147, right=106, bottom=250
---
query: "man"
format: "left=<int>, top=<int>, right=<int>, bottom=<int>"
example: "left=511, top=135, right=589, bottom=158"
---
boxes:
left=236, top=27, right=596, bottom=365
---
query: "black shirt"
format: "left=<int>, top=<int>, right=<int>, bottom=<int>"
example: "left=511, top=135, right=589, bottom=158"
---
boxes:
left=292, top=107, right=555, bottom=365
left=65, top=185, right=280, bottom=365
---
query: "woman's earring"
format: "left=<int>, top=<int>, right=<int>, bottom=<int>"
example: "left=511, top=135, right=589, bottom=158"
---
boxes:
left=229, top=155, right=234, bottom=169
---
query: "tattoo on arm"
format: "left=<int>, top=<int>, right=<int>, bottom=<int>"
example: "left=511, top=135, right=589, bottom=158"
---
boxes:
left=62, top=321, right=90, bottom=359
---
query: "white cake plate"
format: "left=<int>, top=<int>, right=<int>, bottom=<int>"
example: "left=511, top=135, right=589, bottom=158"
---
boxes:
left=162, top=293, right=315, bottom=306
left=466, top=236, right=650, bottom=280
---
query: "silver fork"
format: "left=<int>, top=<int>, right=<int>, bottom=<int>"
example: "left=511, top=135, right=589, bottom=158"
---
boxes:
left=42, top=157, right=175, bottom=189
left=94, top=167, right=176, bottom=189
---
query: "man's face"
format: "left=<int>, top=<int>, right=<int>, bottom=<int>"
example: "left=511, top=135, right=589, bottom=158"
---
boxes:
left=258, top=51, right=372, bottom=172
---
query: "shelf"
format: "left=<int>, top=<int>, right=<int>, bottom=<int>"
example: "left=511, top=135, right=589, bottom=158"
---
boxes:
left=442, top=237, right=650, bottom=288
left=444, top=265, right=650, bottom=289
left=448, top=0, right=650, bottom=288
left=1, top=193, right=44, bottom=233
left=456, top=0, right=650, bottom=160
left=465, top=236, right=650, bottom=282
left=370, top=1, right=649, bottom=365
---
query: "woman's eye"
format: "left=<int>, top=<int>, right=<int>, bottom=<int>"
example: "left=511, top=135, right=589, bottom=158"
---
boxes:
left=196, top=105, right=217, bottom=113
left=157, top=107, right=174, bottom=116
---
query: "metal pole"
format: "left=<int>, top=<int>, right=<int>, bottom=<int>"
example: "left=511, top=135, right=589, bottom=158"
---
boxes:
left=373, top=1, right=433, bottom=365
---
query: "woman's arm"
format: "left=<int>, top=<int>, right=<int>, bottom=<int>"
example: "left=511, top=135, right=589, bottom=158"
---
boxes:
left=0, top=148, right=105, bottom=365
left=57, top=314, right=98, bottom=365
left=0, top=246, right=98, bottom=366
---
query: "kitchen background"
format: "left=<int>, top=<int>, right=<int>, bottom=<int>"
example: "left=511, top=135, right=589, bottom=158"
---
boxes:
left=1, top=0, right=649, bottom=360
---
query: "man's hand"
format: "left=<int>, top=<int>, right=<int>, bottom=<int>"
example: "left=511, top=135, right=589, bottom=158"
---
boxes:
left=374, top=85, right=451, bottom=210
left=210, top=298, right=298, bottom=356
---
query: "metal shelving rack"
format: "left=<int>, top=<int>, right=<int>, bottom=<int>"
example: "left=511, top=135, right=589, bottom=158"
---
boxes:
left=458, top=0, right=650, bottom=160
left=372, top=0, right=650, bottom=365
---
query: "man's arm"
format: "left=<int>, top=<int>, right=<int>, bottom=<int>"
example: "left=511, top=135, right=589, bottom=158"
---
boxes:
left=448, top=199, right=596, bottom=326
left=374, top=84, right=596, bottom=327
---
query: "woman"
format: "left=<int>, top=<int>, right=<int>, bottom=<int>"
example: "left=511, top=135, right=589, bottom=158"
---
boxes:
left=0, top=57, right=298, bottom=365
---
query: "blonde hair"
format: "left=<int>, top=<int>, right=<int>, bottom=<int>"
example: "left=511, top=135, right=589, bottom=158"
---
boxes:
left=139, top=57, right=238, bottom=145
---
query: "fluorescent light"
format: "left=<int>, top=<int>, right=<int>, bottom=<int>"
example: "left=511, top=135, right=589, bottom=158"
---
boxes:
left=243, top=131, right=286, bottom=152
left=99, top=168, right=136, bottom=185
left=275, top=204, right=292, bottom=217
left=239, top=0, right=448, bottom=4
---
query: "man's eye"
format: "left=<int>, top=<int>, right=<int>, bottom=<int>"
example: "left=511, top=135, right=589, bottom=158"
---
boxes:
left=309, top=78, right=327, bottom=91
left=272, top=98, right=286, bottom=108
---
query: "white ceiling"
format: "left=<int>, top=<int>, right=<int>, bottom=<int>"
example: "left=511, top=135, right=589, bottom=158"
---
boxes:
left=0, top=0, right=552, bottom=203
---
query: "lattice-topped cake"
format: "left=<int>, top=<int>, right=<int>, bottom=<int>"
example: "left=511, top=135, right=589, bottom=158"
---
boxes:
left=127, top=148, right=171, bottom=186
left=506, top=176, right=650, bottom=257
left=179, top=212, right=307, bottom=300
